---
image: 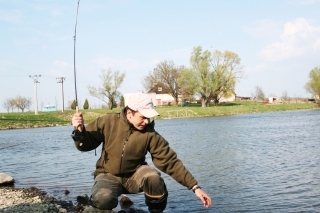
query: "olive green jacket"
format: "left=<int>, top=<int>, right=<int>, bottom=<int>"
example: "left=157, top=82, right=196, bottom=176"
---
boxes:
left=73, top=108, right=197, bottom=189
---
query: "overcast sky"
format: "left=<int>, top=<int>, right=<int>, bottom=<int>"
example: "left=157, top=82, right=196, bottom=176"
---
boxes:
left=1, top=0, right=320, bottom=112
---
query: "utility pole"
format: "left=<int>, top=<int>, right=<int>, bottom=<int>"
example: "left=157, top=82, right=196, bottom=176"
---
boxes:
left=29, top=75, right=41, bottom=115
left=56, top=77, right=66, bottom=112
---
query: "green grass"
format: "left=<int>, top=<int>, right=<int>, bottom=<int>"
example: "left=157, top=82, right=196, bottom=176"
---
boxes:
left=0, top=101, right=318, bottom=130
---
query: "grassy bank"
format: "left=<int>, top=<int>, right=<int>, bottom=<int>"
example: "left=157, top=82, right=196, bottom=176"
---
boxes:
left=0, top=101, right=318, bottom=130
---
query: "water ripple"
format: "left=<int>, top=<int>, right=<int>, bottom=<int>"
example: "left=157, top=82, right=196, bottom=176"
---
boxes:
left=1, top=110, right=320, bottom=212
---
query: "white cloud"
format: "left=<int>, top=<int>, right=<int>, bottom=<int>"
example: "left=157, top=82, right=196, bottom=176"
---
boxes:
left=314, top=39, right=320, bottom=50
left=243, top=19, right=282, bottom=40
left=259, top=18, right=320, bottom=61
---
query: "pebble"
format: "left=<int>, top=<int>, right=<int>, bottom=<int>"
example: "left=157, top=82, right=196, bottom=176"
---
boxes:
left=0, top=187, right=77, bottom=213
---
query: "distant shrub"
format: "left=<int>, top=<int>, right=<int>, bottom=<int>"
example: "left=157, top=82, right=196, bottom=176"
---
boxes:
left=83, top=99, right=89, bottom=109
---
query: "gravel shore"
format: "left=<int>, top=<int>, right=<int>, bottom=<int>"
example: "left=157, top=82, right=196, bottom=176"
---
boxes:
left=0, top=186, right=83, bottom=213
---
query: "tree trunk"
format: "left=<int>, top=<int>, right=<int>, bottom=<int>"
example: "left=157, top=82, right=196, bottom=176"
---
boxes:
left=201, top=97, right=207, bottom=107
left=108, top=102, right=113, bottom=110
left=205, top=100, right=210, bottom=107
left=175, top=96, right=179, bottom=106
left=108, top=96, right=114, bottom=110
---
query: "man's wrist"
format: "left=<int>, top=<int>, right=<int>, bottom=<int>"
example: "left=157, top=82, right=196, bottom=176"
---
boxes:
left=192, top=185, right=201, bottom=193
left=71, top=130, right=83, bottom=141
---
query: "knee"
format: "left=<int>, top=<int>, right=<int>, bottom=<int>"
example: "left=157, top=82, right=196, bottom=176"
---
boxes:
left=145, top=184, right=168, bottom=213
left=143, top=175, right=167, bottom=197
left=145, top=174, right=163, bottom=185
left=91, top=189, right=118, bottom=210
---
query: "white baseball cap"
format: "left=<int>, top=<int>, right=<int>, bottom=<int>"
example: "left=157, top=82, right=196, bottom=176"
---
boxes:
left=127, top=93, right=159, bottom=118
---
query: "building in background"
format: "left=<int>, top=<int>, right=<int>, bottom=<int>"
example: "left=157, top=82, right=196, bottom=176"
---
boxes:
left=42, top=105, right=57, bottom=112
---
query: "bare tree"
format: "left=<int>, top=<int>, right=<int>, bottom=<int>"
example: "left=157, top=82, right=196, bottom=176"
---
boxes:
left=9, top=98, right=16, bottom=112
left=88, top=69, right=125, bottom=110
left=141, top=60, right=184, bottom=105
left=281, top=90, right=289, bottom=102
left=2, top=98, right=11, bottom=113
left=252, top=86, right=265, bottom=101
left=15, top=95, right=32, bottom=112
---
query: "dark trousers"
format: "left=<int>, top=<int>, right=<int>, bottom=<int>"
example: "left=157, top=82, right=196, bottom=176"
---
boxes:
left=90, top=165, right=168, bottom=212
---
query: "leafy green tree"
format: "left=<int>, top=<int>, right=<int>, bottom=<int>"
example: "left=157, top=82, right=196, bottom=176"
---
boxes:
left=71, top=100, right=77, bottom=110
left=178, top=68, right=197, bottom=104
left=181, top=46, right=242, bottom=107
left=141, top=60, right=184, bottom=105
left=305, top=66, right=320, bottom=105
left=209, top=50, right=240, bottom=105
left=83, top=99, right=89, bottom=109
left=88, top=69, right=125, bottom=110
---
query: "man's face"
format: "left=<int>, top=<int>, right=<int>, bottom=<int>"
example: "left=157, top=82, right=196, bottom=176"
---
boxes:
left=127, top=110, right=150, bottom=130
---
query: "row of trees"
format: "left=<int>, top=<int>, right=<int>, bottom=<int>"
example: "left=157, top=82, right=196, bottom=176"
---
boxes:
left=252, top=66, right=320, bottom=104
left=70, top=99, right=90, bottom=110
left=251, top=87, right=300, bottom=102
left=86, top=46, right=320, bottom=109
left=3, top=47, right=319, bottom=113
left=3, top=96, right=32, bottom=112
left=3, top=95, right=92, bottom=113
left=86, top=46, right=243, bottom=109
left=142, top=46, right=243, bottom=107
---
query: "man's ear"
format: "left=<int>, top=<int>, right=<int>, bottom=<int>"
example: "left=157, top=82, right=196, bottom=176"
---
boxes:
left=126, top=108, right=133, bottom=116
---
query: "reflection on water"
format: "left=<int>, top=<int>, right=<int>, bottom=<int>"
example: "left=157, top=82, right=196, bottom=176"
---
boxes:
left=1, top=110, right=320, bottom=212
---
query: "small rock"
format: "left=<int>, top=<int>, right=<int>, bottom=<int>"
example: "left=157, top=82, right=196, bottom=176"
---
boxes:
left=59, top=208, right=67, bottom=213
left=119, top=195, right=134, bottom=209
left=0, top=173, right=15, bottom=185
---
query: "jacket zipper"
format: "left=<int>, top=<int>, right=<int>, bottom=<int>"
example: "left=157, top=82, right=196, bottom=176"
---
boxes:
left=119, top=128, right=132, bottom=172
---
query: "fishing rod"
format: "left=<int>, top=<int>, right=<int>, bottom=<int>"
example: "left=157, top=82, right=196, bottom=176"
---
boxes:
left=73, top=0, right=80, bottom=113
left=73, top=0, right=83, bottom=133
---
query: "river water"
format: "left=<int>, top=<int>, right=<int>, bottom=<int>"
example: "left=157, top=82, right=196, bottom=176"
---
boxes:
left=1, top=109, right=320, bottom=212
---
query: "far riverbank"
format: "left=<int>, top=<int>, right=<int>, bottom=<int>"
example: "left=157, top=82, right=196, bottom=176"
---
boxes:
left=0, top=101, right=318, bottom=130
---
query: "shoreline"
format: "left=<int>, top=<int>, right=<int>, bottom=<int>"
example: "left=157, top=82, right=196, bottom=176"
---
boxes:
left=0, top=185, right=83, bottom=213
left=1, top=105, right=318, bottom=131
